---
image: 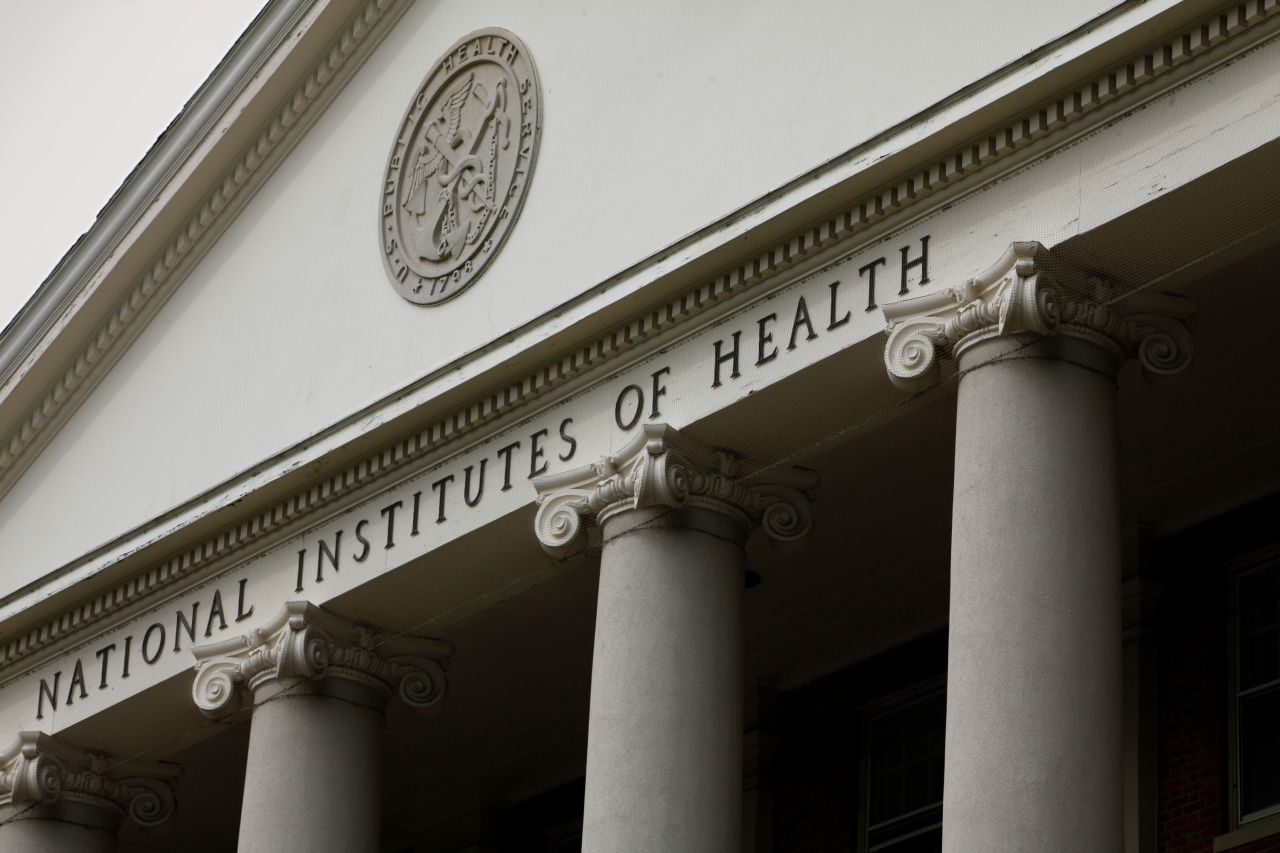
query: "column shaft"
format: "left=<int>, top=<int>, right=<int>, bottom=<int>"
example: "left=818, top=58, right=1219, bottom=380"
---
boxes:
left=581, top=505, right=746, bottom=853
left=0, top=802, right=118, bottom=853
left=192, top=601, right=450, bottom=853
left=237, top=683, right=383, bottom=853
left=944, top=335, right=1123, bottom=852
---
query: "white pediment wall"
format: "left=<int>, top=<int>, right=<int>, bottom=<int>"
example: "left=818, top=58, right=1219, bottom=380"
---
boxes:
left=0, top=0, right=1116, bottom=593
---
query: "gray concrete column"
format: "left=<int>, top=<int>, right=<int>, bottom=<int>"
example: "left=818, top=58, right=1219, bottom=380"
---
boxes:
left=0, top=801, right=120, bottom=853
left=531, top=424, right=815, bottom=853
left=191, top=602, right=451, bottom=853
left=882, top=243, right=1193, bottom=852
left=237, top=678, right=385, bottom=853
left=582, top=504, right=748, bottom=853
left=945, top=332, right=1124, bottom=852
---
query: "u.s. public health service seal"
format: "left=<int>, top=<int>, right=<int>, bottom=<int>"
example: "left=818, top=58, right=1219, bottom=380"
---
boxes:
left=380, top=28, right=541, bottom=304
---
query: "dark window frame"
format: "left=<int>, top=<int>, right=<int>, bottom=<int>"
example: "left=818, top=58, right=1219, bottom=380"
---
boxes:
left=1228, top=544, right=1280, bottom=829
left=856, top=677, right=946, bottom=853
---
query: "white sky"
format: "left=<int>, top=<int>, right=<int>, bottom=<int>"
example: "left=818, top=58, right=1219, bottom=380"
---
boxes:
left=0, top=1, right=266, bottom=330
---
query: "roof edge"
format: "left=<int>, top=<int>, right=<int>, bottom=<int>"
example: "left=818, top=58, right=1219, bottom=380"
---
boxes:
left=2, top=0, right=1275, bottom=673
left=0, top=0, right=312, bottom=385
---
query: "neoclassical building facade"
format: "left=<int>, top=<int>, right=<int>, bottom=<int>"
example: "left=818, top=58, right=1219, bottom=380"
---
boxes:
left=1, top=1, right=1278, bottom=851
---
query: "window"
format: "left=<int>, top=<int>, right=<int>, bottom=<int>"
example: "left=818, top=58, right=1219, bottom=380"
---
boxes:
left=1235, top=560, right=1280, bottom=823
left=860, top=686, right=945, bottom=853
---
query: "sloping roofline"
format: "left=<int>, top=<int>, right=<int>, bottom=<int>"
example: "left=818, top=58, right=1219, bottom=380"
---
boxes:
left=0, top=0, right=407, bottom=495
left=0, top=0, right=303, bottom=379
left=0, top=0, right=1255, bottom=647
left=0, top=0, right=1230, bottom=503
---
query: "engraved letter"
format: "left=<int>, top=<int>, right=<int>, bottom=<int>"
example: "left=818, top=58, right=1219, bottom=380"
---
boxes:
left=142, top=624, right=165, bottom=665
left=317, top=531, right=343, bottom=583
left=464, top=460, right=487, bottom=507
left=788, top=296, right=818, bottom=350
left=174, top=602, right=200, bottom=653
left=650, top=367, right=671, bottom=418
left=381, top=500, right=404, bottom=549
left=829, top=280, right=851, bottom=330
left=558, top=418, right=577, bottom=462
left=615, top=385, right=644, bottom=431
left=861, top=257, right=887, bottom=311
left=529, top=429, right=550, bottom=478
left=295, top=548, right=306, bottom=593
left=236, top=578, right=255, bottom=622
left=37, top=672, right=61, bottom=719
left=712, top=331, right=742, bottom=388
left=899, top=235, right=930, bottom=295
left=497, top=441, right=521, bottom=491
left=757, top=313, right=779, bottom=366
left=205, top=590, right=228, bottom=637
left=352, top=519, right=371, bottom=563
left=432, top=474, right=455, bottom=523
left=66, top=659, right=88, bottom=705
left=95, top=644, right=116, bottom=689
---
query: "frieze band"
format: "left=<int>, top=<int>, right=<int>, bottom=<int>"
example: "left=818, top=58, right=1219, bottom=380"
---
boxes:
left=9, top=0, right=1269, bottom=677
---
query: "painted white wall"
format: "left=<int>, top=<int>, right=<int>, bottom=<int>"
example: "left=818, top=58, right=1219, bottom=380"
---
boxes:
left=0, top=0, right=1118, bottom=591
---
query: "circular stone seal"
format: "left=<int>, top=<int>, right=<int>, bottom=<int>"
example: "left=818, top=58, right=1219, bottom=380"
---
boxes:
left=379, top=28, right=541, bottom=304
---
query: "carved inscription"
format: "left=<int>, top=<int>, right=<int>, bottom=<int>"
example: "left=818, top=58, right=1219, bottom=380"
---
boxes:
left=381, top=28, right=541, bottom=305
left=711, top=236, right=930, bottom=388
left=291, top=419, right=578, bottom=594
left=24, top=233, right=934, bottom=723
left=36, top=578, right=255, bottom=720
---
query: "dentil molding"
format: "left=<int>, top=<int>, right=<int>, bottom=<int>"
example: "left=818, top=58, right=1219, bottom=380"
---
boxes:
left=881, top=242, right=1197, bottom=392
left=2, top=1, right=1271, bottom=678
left=191, top=601, right=451, bottom=717
left=0, top=731, right=179, bottom=827
left=531, top=423, right=819, bottom=557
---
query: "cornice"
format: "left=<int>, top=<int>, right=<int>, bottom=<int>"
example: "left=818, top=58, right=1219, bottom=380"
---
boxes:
left=0, top=0, right=404, bottom=499
left=0, top=1, right=1275, bottom=677
left=0, top=0, right=311, bottom=383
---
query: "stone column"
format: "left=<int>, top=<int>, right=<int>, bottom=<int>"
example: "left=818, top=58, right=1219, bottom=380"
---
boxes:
left=192, top=602, right=451, bottom=853
left=532, top=425, right=815, bottom=853
left=882, top=243, right=1194, bottom=852
left=0, top=731, right=179, bottom=853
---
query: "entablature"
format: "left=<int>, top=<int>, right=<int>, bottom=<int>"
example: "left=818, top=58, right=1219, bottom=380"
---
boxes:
left=2, top=0, right=1279, bottom=750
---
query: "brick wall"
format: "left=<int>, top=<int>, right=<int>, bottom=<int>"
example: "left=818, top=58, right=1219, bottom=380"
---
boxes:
left=1154, top=495, right=1280, bottom=853
left=773, top=632, right=946, bottom=853
left=1156, top=547, right=1228, bottom=853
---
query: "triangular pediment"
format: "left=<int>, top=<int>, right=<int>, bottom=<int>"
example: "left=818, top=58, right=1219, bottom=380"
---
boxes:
left=0, top=0, right=1215, bottom=605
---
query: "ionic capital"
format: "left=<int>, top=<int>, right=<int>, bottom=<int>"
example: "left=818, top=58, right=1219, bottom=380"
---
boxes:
left=191, top=601, right=451, bottom=718
left=530, top=423, right=818, bottom=557
left=882, top=242, right=1195, bottom=391
left=0, top=731, right=179, bottom=828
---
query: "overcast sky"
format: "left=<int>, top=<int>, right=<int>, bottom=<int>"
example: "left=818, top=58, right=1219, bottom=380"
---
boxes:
left=0, top=1, right=266, bottom=330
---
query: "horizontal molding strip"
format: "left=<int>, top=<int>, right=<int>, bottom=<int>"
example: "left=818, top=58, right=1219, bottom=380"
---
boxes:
left=2, top=0, right=1277, bottom=673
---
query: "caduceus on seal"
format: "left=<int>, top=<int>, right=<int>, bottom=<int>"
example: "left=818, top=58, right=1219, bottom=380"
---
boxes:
left=401, top=72, right=511, bottom=263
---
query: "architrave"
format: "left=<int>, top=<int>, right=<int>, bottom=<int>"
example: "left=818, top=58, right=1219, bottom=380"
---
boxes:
left=0, top=0, right=1276, bottom=679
